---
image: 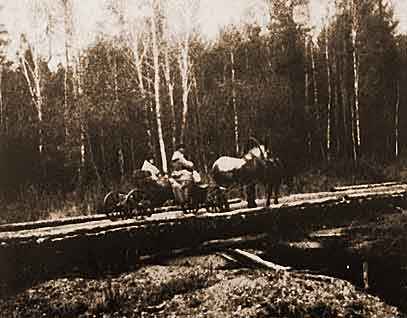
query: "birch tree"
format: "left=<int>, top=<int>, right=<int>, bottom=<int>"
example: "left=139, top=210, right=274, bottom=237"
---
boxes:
left=395, top=81, right=399, bottom=157
left=109, top=0, right=156, bottom=160
left=151, top=0, right=168, bottom=173
left=324, top=27, right=332, bottom=161
left=0, top=64, right=3, bottom=132
left=18, top=1, right=50, bottom=155
left=351, top=0, right=361, bottom=162
left=230, top=49, right=239, bottom=155
left=61, top=0, right=73, bottom=137
left=169, top=0, right=200, bottom=144
left=162, top=26, right=177, bottom=151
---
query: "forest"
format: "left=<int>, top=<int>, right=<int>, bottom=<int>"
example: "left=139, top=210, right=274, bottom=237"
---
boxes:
left=0, top=0, right=406, bottom=219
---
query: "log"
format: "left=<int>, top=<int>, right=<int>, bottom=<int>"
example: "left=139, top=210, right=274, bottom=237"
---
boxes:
left=0, top=214, right=107, bottom=233
left=291, top=272, right=335, bottom=283
left=331, top=181, right=401, bottom=192
left=227, top=249, right=290, bottom=271
left=220, top=249, right=338, bottom=284
left=217, top=252, right=241, bottom=265
left=0, top=198, right=242, bottom=233
left=140, top=234, right=269, bottom=263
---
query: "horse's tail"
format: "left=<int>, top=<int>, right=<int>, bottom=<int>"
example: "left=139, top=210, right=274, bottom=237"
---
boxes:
left=211, top=162, right=226, bottom=189
left=248, top=136, right=266, bottom=160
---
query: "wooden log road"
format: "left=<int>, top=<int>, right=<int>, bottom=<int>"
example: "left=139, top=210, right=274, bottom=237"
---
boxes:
left=0, top=198, right=243, bottom=233
left=0, top=182, right=406, bottom=291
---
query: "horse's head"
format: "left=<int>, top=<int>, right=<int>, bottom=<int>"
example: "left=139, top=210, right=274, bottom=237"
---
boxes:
left=244, top=144, right=268, bottom=161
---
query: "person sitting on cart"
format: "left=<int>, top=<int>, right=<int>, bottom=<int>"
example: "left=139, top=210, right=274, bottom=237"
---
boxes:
left=169, top=143, right=201, bottom=204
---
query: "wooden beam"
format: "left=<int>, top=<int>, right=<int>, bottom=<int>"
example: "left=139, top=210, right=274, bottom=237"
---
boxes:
left=331, top=181, right=401, bottom=192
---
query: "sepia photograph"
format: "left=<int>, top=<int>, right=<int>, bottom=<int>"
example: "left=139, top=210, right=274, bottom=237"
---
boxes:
left=0, top=0, right=406, bottom=317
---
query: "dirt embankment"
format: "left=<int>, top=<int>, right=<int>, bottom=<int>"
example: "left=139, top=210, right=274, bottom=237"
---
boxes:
left=0, top=254, right=402, bottom=318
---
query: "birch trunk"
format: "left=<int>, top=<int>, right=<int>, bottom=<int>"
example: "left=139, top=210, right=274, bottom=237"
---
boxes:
left=304, top=36, right=312, bottom=155
left=325, top=29, right=332, bottom=161
left=0, top=64, right=3, bottom=131
left=351, top=0, right=361, bottom=162
left=113, top=52, right=124, bottom=179
left=133, top=37, right=154, bottom=158
left=333, top=43, right=340, bottom=156
left=118, top=142, right=125, bottom=181
left=230, top=50, right=239, bottom=155
left=163, top=45, right=176, bottom=151
left=151, top=0, right=168, bottom=173
left=72, top=55, right=86, bottom=185
left=179, top=36, right=191, bottom=144
left=192, top=75, right=207, bottom=173
left=310, top=40, right=319, bottom=118
left=62, top=0, right=73, bottom=138
left=304, top=37, right=309, bottom=108
left=20, top=46, right=44, bottom=155
left=395, top=81, right=400, bottom=157
left=340, top=35, right=350, bottom=157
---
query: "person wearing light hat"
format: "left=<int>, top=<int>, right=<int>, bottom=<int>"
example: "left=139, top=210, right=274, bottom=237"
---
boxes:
left=169, top=143, right=199, bottom=204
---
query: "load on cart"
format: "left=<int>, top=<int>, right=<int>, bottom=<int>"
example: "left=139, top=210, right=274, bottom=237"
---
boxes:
left=102, top=144, right=229, bottom=220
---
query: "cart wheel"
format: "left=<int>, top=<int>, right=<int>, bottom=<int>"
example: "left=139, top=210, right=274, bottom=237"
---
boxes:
left=103, top=190, right=127, bottom=220
left=125, top=188, right=149, bottom=218
left=205, top=203, right=219, bottom=213
left=206, top=187, right=229, bottom=213
left=185, top=200, right=200, bottom=214
left=218, top=189, right=230, bottom=212
left=205, top=189, right=220, bottom=213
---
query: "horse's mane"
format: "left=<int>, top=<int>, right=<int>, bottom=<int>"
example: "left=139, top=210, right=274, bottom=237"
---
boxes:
left=244, top=145, right=267, bottom=160
left=247, top=136, right=267, bottom=160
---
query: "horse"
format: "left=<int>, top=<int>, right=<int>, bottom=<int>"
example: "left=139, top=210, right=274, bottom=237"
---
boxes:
left=211, top=138, right=283, bottom=208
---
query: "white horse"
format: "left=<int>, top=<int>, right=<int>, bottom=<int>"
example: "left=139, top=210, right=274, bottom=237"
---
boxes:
left=211, top=140, right=282, bottom=208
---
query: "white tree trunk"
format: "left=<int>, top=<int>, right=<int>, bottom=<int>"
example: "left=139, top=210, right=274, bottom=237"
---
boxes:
left=112, top=51, right=125, bottom=178
left=151, top=0, right=168, bottom=173
left=164, top=45, right=176, bottom=150
left=305, top=37, right=309, bottom=108
left=179, top=36, right=191, bottom=144
left=0, top=65, right=3, bottom=130
left=62, top=0, right=73, bottom=137
left=20, top=46, right=44, bottom=155
left=325, top=29, right=332, bottom=161
left=310, top=40, right=319, bottom=116
left=351, top=0, right=361, bottom=162
left=230, top=50, right=239, bottom=155
left=72, top=55, right=86, bottom=183
left=133, top=39, right=154, bottom=158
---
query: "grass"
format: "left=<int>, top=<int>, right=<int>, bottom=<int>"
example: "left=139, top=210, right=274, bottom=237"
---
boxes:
left=36, top=269, right=214, bottom=317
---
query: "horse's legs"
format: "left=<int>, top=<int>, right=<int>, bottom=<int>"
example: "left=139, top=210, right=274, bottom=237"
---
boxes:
left=273, top=177, right=281, bottom=204
left=266, top=182, right=272, bottom=207
left=247, top=183, right=257, bottom=208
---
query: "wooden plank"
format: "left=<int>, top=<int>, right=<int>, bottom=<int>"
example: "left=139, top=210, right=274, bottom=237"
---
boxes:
left=0, top=214, right=107, bottom=233
left=331, top=181, right=401, bottom=192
